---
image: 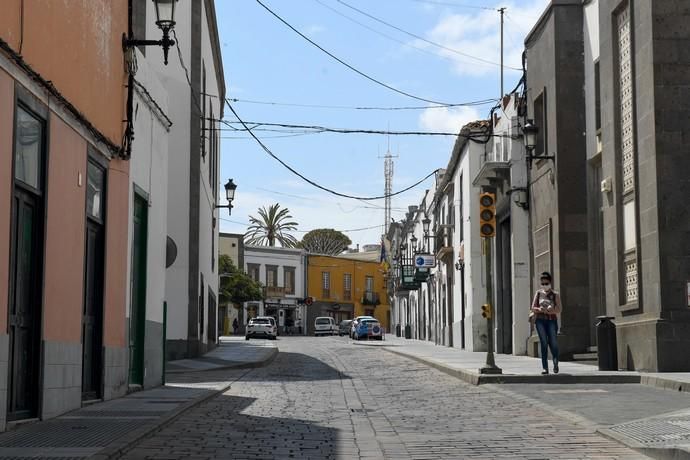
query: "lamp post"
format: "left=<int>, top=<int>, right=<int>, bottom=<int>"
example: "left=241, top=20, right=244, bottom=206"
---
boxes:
left=422, top=215, right=431, bottom=252
left=215, top=179, right=237, bottom=215
left=123, top=0, right=178, bottom=65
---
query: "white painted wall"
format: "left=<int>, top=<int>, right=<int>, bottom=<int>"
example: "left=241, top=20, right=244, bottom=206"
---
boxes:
left=126, top=48, right=171, bottom=328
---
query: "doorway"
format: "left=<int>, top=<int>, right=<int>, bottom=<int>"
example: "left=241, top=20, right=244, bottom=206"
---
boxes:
left=497, top=216, right=513, bottom=354
left=8, top=104, right=45, bottom=421
left=82, top=160, right=106, bottom=400
left=129, top=193, right=148, bottom=386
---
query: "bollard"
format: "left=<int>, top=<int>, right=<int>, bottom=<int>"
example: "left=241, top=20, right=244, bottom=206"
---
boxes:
left=396, top=324, right=401, bottom=337
left=596, top=316, right=618, bottom=371
left=404, top=324, right=412, bottom=339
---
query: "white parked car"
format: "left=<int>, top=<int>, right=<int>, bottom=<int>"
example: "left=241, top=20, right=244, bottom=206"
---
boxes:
left=246, top=316, right=277, bottom=340
left=314, top=317, right=337, bottom=336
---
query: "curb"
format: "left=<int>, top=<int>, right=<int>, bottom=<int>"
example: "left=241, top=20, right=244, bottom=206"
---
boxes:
left=165, top=347, right=279, bottom=374
left=381, top=347, right=641, bottom=385
left=92, top=348, right=279, bottom=459
left=641, top=375, right=690, bottom=394
left=598, top=427, right=690, bottom=460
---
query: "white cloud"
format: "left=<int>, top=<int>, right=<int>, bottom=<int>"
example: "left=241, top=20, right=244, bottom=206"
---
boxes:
left=418, top=0, right=549, bottom=77
left=305, top=24, right=326, bottom=35
left=418, top=105, right=482, bottom=133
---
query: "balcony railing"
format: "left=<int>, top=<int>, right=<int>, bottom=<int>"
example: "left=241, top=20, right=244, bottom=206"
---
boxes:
left=361, top=292, right=380, bottom=306
left=264, top=286, right=286, bottom=298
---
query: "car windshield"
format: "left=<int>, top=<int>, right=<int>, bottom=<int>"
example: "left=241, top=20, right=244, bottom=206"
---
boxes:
left=340, top=321, right=352, bottom=326
left=316, top=318, right=331, bottom=324
left=361, top=319, right=378, bottom=324
left=251, top=318, right=270, bottom=324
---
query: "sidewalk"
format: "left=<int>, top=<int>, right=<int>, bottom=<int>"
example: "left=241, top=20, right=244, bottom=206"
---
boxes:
left=354, top=335, right=690, bottom=459
left=166, top=335, right=278, bottom=373
left=0, top=337, right=277, bottom=459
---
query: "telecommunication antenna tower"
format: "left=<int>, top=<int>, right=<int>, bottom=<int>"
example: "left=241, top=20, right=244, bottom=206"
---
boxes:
left=381, top=138, right=398, bottom=235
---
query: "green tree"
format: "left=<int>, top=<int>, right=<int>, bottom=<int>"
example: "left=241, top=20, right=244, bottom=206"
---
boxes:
left=299, top=228, right=352, bottom=255
left=245, top=203, right=299, bottom=247
left=218, top=255, right=264, bottom=308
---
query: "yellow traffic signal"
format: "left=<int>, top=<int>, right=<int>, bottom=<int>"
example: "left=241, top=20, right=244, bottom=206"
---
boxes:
left=481, top=303, right=492, bottom=320
left=479, top=192, right=496, bottom=238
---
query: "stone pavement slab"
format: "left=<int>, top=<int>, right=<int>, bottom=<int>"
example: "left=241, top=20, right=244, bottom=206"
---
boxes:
left=166, top=335, right=277, bottom=373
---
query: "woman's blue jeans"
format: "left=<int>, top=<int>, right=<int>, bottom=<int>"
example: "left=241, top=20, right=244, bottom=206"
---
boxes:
left=535, top=318, right=559, bottom=370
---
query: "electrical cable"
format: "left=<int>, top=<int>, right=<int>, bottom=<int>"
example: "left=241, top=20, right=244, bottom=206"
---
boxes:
left=334, top=0, right=521, bottom=70
left=255, top=0, right=458, bottom=106
left=227, top=97, right=497, bottom=111
left=313, top=0, right=500, bottom=71
left=408, top=0, right=495, bottom=10
left=218, top=217, right=384, bottom=234
left=226, top=100, right=439, bottom=201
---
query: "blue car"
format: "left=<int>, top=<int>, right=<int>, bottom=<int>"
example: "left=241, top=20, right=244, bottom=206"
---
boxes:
left=353, top=318, right=383, bottom=340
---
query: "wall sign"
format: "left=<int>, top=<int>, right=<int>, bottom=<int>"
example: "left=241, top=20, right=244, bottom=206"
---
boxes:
left=414, top=254, right=435, bottom=268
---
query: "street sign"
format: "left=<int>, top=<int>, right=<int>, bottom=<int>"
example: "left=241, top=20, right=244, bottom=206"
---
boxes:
left=414, top=254, right=435, bottom=268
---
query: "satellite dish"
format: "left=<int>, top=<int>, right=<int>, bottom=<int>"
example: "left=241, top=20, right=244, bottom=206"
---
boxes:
left=166, top=236, right=177, bottom=268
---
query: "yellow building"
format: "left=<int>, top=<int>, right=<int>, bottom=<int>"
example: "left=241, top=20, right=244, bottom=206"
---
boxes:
left=306, top=254, right=390, bottom=334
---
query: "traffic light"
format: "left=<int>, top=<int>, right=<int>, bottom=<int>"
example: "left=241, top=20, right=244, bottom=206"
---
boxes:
left=479, top=192, right=496, bottom=238
left=304, top=296, right=314, bottom=306
left=481, top=304, right=492, bottom=320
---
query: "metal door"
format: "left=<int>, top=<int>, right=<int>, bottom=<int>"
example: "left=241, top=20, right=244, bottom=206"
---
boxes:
left=8, top=190, right=42, bottom=420
left=82, top=220, right=104, bottom=400
left=129, top=194, right=147, bottom=386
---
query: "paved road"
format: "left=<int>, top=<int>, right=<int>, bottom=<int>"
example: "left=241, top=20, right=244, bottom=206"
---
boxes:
left=124, top=337, right=648, bottom=459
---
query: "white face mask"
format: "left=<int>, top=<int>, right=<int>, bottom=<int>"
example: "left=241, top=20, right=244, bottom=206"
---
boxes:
left=541, top=283, right=551, bottom=291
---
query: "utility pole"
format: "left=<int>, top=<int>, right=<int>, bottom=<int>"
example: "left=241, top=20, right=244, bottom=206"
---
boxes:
left=498, top=7, right=506, bottom=99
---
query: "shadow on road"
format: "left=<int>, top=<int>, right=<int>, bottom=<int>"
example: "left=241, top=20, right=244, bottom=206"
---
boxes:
left=126, top=394, right=339, bottom=459
left=237, top=351, right=350, bottom=382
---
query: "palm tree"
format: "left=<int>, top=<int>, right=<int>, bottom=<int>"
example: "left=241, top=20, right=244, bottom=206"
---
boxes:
left=245, top=203, right=299, bottom=247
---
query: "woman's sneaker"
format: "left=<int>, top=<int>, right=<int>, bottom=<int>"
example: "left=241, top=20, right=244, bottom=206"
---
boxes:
left=541, top=369, right=549, bottom=375
left=553, top=363, right=559, bottom=374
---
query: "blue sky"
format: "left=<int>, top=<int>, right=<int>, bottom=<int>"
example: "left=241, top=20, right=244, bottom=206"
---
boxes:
left=216, top=0, right=548, bottom=248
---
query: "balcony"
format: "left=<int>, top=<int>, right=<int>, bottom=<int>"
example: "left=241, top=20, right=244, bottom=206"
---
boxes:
left=264, top=286, right=285, bottom=298
left=361, top=292, right=380, bottom=306
left=434, top=225, right=454, bottom=260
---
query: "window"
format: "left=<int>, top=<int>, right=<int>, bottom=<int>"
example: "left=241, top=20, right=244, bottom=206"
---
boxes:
left=86, top=160, right=105, bottom=222
left=284, top=267, right=295, bottom=295
left=266, top=265, right=278, bottom=287
left=458, top=175, right=464, bottom=242
left=616, top=2, right=638, bottom=306
left=534, top=91, right=547, bottom=157
left=343, top=273, right=352, bottom=300
left=322, top=271, right=330, bottom=299
left=365, top=276, right=374, bottom=293
left=247, top=263, right=260, bottom=282
left=201, top=63, right=207, bottom=160
left=594, top=60, right=601, bottom=132
left=14, top=106, right=44, bottom=189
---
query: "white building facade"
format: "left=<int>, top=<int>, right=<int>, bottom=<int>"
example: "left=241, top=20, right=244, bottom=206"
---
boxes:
left=243, top=246, right=307, bottom=335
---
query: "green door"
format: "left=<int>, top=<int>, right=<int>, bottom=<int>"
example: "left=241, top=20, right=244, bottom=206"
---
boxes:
left=129, top=194, right=148, bottom=386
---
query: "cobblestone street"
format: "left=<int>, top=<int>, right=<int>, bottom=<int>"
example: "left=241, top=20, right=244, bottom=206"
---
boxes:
left=123, top=337, right=648, bottom=460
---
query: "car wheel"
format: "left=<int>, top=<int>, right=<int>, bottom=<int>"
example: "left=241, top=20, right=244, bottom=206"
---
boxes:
left=245, top=336, right=250, bottom=341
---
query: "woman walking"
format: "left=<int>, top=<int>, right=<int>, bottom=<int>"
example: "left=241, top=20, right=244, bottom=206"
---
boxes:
left=531, top=272, right=562, bottom=375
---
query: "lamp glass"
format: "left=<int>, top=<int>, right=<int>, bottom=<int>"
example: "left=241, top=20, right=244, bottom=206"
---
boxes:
left=224, top=178, right=237, bottom=202
left=523, top=120, right=538, bottom=150
left=422, top=217, right=431, bottom=234
left=153, top=0, right=177, bottom=27
left=410, top=235, right=418, bottom=251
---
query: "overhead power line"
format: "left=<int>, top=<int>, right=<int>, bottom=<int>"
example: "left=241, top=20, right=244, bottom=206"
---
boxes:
left=255, top=0, right=458, bottom=106
left=409, top=0, right=495, bottom=10
left=228, top=97, right=498, bottom=111
left=226, top=101, right=439, bottom=201
left=218, top=217, right=385, bottom=234
left=334, top=0, right=521, bottom=70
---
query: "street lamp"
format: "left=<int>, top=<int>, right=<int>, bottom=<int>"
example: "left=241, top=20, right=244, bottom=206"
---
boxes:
left=523, top=119, right=555, bottom=165
left=422, top=215, right=431, bottom=251
left=410, top=235, right=418, bottom=253
left=215, top=178, right=237, bottom=215
left=123, top=0, right=178, bottom=65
